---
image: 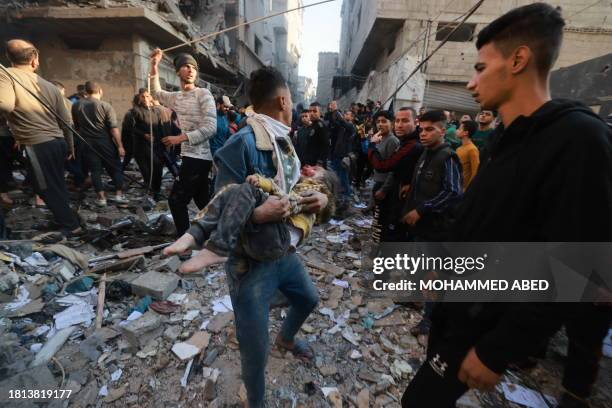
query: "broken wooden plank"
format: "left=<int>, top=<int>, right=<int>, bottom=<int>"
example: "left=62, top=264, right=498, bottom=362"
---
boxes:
left=88, top=256, right=145, bottom=274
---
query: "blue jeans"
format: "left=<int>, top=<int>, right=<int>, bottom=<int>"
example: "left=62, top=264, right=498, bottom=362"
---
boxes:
left=225, top=252, right=319, bottom=408
left=331, top=158, right=352, bottom=199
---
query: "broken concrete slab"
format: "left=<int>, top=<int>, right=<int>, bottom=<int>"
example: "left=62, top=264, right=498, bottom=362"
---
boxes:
left=154, top=255, right=181, bottom=273
left=0, top=366, right=57, bottom=403
left=119, top=311, right=162, bottom=349
left=30, top=326, right=76, bottom=367
left=130, top=271, right=179, bottom=300
left=172, top=331, right=210, bottom=361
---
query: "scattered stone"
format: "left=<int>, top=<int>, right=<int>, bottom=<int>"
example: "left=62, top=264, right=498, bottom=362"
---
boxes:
left=104, top=385, right=128, bottom=403
left=207, top=312, right=233, bottom=333
left=202, top=378, right=216, bottom=400
left=357, top=388, right=369, bottom=408
left=163, top=325, right=181, bottom=341
left=155, top=255, right=181, bottom=273
left=350, top=349, right=362, bottom=360
left=0, top=366, right=57, bottom=400
left=172, top=331, right=210, bottom=361
left=358, top=369, right=379, bottom=383
left=319, top=364, right=338, bottom=376
left=301, top=323, right=315, bottom=334
left=130, top=271, right=180, bottom=300
left=120, top=311, right=162, bottom=349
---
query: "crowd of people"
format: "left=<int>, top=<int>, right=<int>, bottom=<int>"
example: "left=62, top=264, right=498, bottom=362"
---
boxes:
left=0, top=2, right=610, bottom=408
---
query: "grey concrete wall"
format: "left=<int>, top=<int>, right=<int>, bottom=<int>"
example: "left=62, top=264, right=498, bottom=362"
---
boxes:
left=316, top=52, right=338, bottom=104
left=35, top=34, right=137, bottom=121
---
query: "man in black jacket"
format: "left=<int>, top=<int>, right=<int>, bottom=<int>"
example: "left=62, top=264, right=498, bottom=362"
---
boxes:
left=402, top=4, right=612, bottom=407
left=304, top=102, right=329, bottom=167
left=368, top=107, right=423, bottom=242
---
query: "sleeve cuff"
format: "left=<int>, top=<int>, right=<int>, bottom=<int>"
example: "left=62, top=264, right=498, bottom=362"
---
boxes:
left=416, top=203, right=429, bottom=216
left=186, top=227, right=205, bottom=248
left=474, top=344, right=508, bottom=375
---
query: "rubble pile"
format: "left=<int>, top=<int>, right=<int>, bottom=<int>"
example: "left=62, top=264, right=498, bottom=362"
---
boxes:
left=0, top=174, right=610, bottom=408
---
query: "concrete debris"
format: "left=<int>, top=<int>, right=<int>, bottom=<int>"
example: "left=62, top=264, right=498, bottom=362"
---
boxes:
left=172, top=331, right=210, bottom=361
left=130, top=270, right=179, bottom=300
left=0, top=177, right=604, bottom=407
left=119, top=311, right=162, bottom=349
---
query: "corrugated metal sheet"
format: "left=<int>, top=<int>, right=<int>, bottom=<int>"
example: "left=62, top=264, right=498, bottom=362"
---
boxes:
left=423, top=81, right=480, bottom=114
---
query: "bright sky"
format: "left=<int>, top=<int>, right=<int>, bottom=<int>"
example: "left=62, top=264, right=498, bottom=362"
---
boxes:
left=299, top=0, right=342, bottom=87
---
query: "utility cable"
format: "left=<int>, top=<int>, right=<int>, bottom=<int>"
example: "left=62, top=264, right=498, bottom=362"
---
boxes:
left=0, top=63, right=166, bottom=199
left=161, top=0, right=336, bottom=52
left=376, top=0, right=485, bottom=111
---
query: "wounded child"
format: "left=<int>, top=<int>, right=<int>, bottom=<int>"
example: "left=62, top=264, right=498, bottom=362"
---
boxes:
left=165, top=165, right=337, bottom=273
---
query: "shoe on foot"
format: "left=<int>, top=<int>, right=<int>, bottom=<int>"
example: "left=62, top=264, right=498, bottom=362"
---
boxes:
left=95, top=198, right=107, bottom=207
left=109, top=194, right=129, bottom=204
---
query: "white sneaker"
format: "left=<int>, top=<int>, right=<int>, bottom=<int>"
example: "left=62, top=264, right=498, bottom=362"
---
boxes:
left=95, top=198, right=107, bottom=207
left=109, top=194, right=129, bottom=205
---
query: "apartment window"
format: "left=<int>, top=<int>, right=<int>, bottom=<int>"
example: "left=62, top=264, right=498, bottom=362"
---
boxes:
left=254, top=35, right=262, bottom=56
left=435, top=22, right=476, bottom=42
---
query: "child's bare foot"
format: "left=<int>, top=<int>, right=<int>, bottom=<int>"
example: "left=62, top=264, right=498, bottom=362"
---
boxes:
left=164, top=233, right=197, bottom=257
left=179, top=248, right=228, bottom=274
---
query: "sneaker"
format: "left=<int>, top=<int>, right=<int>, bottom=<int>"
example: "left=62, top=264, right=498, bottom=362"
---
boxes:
left=109, top=194, right=129, bottom=205
left=95, top=198, right=107, bottom=207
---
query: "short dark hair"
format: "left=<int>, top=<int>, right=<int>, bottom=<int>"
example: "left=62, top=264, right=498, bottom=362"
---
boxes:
left=248, top=67, right=288, bottom=108
left=85, top=81, right=101, bottom=94
left=460, top=120, right=478, bottom=137
left=6, top=40, right=38, bottom=65
left=215, top=96, right=225, bottom=105
left=373, top=110, right=394, bottom=122
left=398, top=106, right=417, bottom=118
left=419, top=110, right=447, bottom=126
left=300, top=109, right=310, bottom=115
left=309, top=101, right=321, bottom=108
left=77, top=84, right=86, bottom=92
left=476, top=3, right=565, bottom=76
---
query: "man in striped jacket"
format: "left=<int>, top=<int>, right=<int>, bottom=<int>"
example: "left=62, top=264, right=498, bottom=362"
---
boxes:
left=150, top=49, right=217, bottom=236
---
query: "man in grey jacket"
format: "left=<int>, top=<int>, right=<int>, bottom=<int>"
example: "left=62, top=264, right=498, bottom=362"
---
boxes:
left=150, top=49, right=217, bottom=236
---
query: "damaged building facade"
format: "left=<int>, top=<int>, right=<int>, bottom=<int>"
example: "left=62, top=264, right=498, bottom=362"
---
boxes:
left=296, top=75, right=316, bottom=106
left=316, top=51, right=338, bottom=105
left=332, top=0, right=612, bottom=114
left=0, top=0, right=304, bottom=118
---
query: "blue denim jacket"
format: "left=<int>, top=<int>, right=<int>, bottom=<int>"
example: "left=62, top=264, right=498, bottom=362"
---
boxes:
left=213, top=125, right=276, bottom=192
left=210, top=112, right=231, bottom=156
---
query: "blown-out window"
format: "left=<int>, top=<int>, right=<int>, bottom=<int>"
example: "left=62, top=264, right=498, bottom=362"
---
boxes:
left=435, top=22, right=476, bottom=42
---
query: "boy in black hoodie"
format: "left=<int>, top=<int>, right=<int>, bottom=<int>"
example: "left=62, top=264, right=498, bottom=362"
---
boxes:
left=402, top=4, right=612, bottom=408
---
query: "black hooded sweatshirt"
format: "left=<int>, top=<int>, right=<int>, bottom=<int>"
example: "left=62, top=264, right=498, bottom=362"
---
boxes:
left=436, top=99, right=612, bottom=374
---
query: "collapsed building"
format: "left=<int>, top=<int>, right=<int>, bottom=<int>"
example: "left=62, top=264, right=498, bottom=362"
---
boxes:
left=0, top=0, right=304, bottom=119
left=331, top=0, right=612, bottom=114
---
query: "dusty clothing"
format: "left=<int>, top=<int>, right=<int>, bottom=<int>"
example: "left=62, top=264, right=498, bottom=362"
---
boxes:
left=0, top=67, right=73, bottom=150
left=71, top=98, right=118, bottom=140
left=189, top=174, right=330, bottom=263
left=25, top=138, right=80, bottom=232
left=151, top=75, right=216, bottom=160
